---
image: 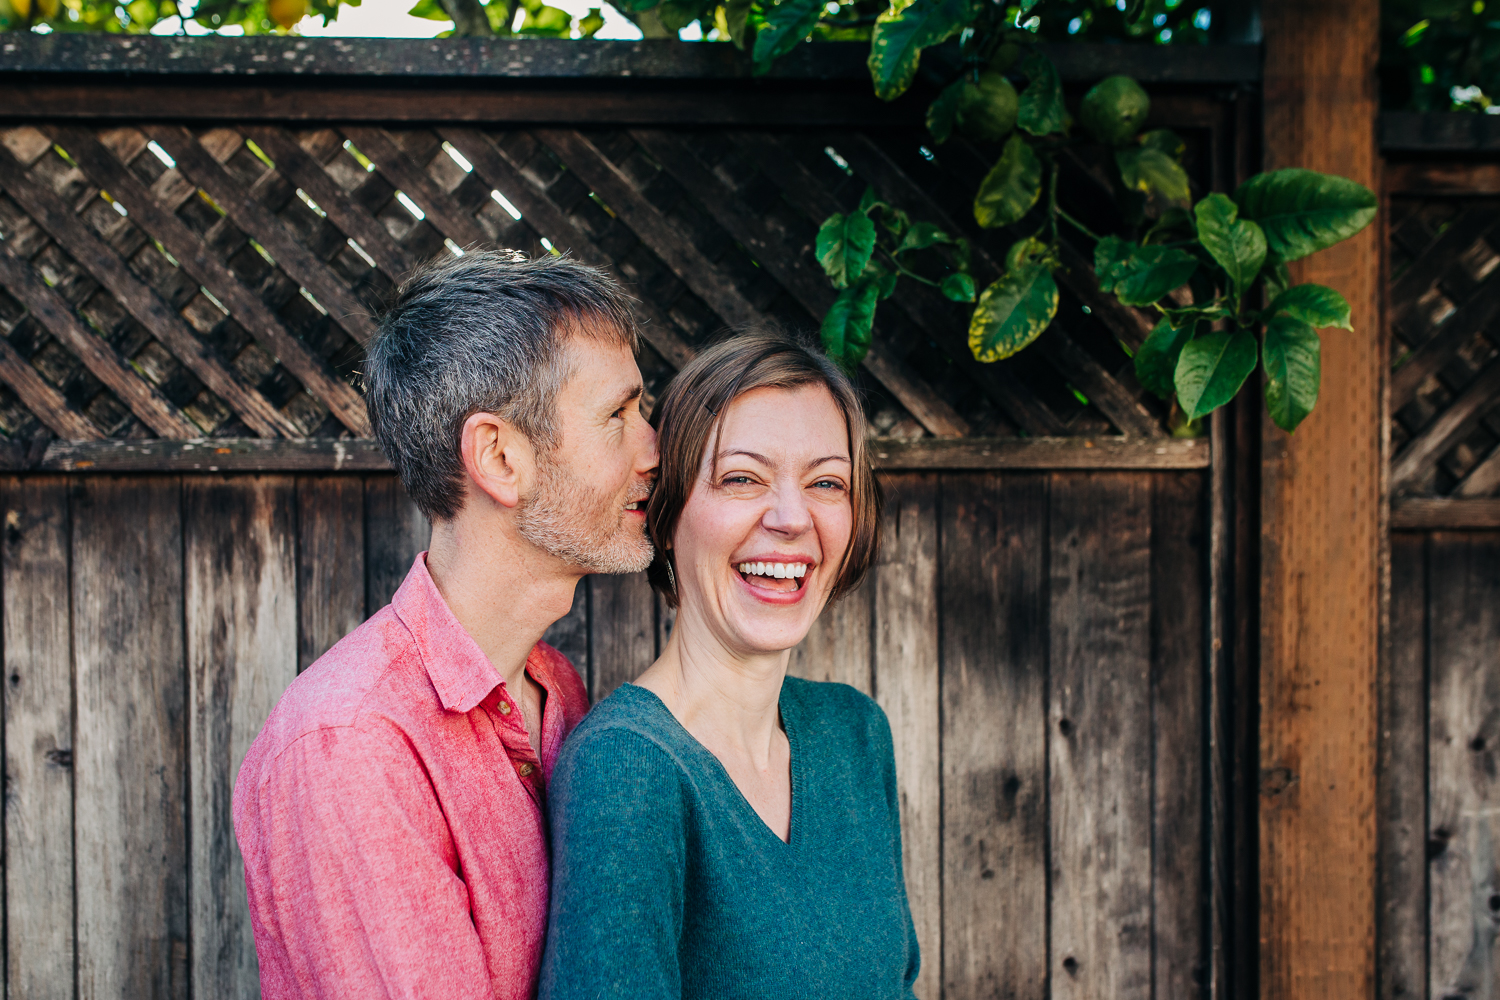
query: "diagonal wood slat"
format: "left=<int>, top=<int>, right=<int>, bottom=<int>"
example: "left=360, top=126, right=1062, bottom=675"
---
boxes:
left=1391, top=357, right=1500, bottom=490
left=338, top=126, right=490, bottom=249
left=45, top=124, right=371, bottom=437
left=726, top=129, right=1068, bottom=437
left=239, top=124, right=417, bottom=284
left=0, top=333, right=102, bottom=440
left=0, top=141, right=296, bottom=438
left=0, top=245, right=199, bottom=438
left=536, top=128, right=765, bottom=331
left=436, top=127, right=699, bottom=371
left=627, top=128, right=969, bottom=438
left=144, top=124, right=380, bottom=346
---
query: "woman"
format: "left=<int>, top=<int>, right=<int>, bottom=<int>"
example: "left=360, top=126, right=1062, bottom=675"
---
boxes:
left=539, top=329, right=919, bottom=1000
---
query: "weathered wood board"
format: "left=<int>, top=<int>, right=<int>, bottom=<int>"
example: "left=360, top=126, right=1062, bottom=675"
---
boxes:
left=0, top=469, right=1211, bottom=999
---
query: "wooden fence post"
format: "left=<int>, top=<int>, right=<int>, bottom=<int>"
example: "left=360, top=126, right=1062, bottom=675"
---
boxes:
left=1260, top=2, right=1383, bottom=999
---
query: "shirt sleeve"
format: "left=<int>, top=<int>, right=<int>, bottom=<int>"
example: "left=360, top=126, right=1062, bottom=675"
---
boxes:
left=237, top=724, right=493, bottom=1000
left=539, top=728, right=687, bottom=1000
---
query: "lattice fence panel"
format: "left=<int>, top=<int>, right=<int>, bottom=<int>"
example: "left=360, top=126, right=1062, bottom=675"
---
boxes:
left=0, top=120, right=1180, bottom=454
left=1388, top=196, right=1500, bottom=499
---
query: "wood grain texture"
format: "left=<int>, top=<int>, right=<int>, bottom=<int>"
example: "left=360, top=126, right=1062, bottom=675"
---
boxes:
left=589, top=571, right=655, bottom=701
left=1379, top=534, right=1427, bottom=1000
left=1260, top=2, right=1383, bottom=997
left=1426, top=532, right=1500, bottom=1000
left=185, top=476, right=298, bottom=999
left=0, top=332, right=101, bottom=441
left=0, top=139, right=294, bottom=438
left=940, top=472, right=1048, bottom=1000
left=872, top=473, right=940, bottom=1000
left=364, top=474, right=430, bottom=613
left=2, top=477, right=75, bottom=1000
left=786, top=577, right=872, bottom=694
left=1048, top=472, right=1153, bottom=1000
left=296, top=475, right=366, bottom=670
left=1151, top=471, right=1208, bottom=999
left=71, top=476, right=189, bottom=1000
left=1391, top=498, right=1500, bottom=530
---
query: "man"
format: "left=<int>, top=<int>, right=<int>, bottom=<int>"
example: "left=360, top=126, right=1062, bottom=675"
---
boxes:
left=233, top=251, right=657, bottom=999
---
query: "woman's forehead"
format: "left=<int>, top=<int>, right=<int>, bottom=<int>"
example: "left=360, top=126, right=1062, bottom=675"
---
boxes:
left=709, top=384, right=851, bottom=463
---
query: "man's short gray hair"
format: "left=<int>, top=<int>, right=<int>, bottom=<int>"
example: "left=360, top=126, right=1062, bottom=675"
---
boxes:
left=364, top=250, right=637, bottom=522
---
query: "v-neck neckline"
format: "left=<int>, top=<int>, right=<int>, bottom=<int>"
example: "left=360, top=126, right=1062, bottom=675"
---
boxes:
left=625, top=682, right=802, bottom=848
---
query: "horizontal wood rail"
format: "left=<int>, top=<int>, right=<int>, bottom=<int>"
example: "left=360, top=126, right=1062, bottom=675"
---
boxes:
left=0, top=36, right=1262, bottom=84
left=0, top=436, right=1211, bottom=473
left=1389, top=497, right=1500, bottom=530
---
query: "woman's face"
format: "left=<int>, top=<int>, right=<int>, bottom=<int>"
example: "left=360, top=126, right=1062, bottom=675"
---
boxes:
left=671, top=383, right=855, bottom=658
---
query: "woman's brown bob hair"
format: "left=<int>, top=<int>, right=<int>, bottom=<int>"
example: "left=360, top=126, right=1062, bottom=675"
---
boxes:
left=645, top=328, right=883, bottom=610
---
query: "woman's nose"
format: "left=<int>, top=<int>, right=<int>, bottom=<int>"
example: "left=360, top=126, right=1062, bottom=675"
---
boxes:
left=761, top=485, right=812, bottom=536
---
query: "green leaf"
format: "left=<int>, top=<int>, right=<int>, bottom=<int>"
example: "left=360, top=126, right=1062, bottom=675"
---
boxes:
left=724, top=0, right=753, bottom=48
left=1233, top=168, right=1378, bottom=262
left=407, top=0, right=448, bottom=19
left=1117, top=145, right=1191, bottom=210
left=941, top=272, right=976, bottom=302
left=927, top=80, right=965, bottom=145
left=1268, top=283, right=1353, bottom=330
left=822, top=280, right=880, bottom=371
left=752, top=0, right=824, bottom=66
left=658, top=0, right=712, bottom=30
left=816, top=211, right=877, bottom=288
left=1194, top=192, right=1267, bottom=297
left=969, top=262, right=1059, bottom=362
left=1262, top=314, right=1321, bottom=431
left=516, top=2, right=572, bottom=35
left=1095, top=240, right=1197, bottom=306
left=1174, top=328, right=1258, bottom=419
left=1263, top=255, right=1292, bottom=300
left=1017, top=51, right=1067, bottom=136
left=577, top=5, right=605, bottom=34
left=895, top=221, right=952, bottom=254
left=1138, top=128, right=1184, bottom=159
left=866, top=0, right=971, bottom=101
left=973, top=133, right=1042, bottom=229
left=1134, top=316, right=1197, bottom=400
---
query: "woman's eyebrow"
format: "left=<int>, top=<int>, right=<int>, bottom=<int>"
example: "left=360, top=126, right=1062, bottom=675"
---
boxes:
left=716, top=449, right=850, bottom=469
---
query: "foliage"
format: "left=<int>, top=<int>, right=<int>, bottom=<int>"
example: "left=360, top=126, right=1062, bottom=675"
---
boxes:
left=801, top=13, right=1376, bottom=433
left=1381, top=0, right=1500, bottom=110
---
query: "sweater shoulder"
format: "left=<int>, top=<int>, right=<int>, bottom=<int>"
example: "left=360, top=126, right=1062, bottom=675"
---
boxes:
left=781, top=676, right=891, bottom=744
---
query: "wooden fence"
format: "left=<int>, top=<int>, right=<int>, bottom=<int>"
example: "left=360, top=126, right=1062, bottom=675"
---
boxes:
left=1377, top=148, right=1500, bottom=1000
left=0, top=35, right=1260, bottom=999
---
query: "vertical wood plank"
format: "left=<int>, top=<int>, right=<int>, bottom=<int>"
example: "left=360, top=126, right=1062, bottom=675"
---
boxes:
left=72, top=476, right=189, bottom=1000
left=296, top=475, right=365, bottom=670
left=542, top=577, right=590, bottom=680
left=365, top=474, right=431, bottom=614
left=873, top=472, right=941, bottom=1000
left=1379, top=533, right=1427, bottom=1000
left=186, top=475, right=299, bottom=1000
left=1151, top=471, right=1208, bottom=999
left=941, top=472, right=1048, bottom=1000
left=1427, top=532, right=1500, bottom=1000
left=1261, top=3, right=1382, bottom=996
left=787, top=575, right=872, bottom=694
left=3, top=476, right=75, bottom=1000
left=1048, top=471, right=1153, bottom=1000
left=589, top=571, right=655, bottom=701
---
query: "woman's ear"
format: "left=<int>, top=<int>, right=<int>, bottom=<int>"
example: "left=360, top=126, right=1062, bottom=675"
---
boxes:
left=459, top=411, right=536, bottom=510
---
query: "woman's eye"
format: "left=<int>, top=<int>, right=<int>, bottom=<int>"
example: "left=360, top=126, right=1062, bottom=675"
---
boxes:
left=723, top=475, right=754, bottom=486
left=811, top=479, right=847, bottom=491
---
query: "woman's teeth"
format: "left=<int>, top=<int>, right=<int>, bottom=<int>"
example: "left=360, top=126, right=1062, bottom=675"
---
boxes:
left=737, top=562, right=807, bottom=579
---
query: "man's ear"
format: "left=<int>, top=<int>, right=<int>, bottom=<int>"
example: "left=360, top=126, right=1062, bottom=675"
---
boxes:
left=459, top=411, right=536, bottom=510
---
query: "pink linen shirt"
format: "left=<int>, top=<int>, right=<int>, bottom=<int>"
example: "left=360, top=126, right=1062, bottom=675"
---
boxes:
left=233, top=553, right=589, bottom=1000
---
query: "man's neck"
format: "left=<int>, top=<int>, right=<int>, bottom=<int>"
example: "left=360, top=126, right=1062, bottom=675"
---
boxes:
left=425, top=515, right=581, bottom=692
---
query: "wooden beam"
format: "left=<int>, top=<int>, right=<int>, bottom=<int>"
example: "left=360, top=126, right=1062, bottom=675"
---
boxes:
left=1260, top=4, right=1382, bottom=999
left=0, top=335, right=102, bottom=441
left=1390, top=497, right=1500, bottom=530
left=0, top=434, right=1210, bottom=473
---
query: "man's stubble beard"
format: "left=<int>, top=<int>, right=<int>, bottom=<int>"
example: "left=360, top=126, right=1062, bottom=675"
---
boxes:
left=514, top=451, right=654, bottom=575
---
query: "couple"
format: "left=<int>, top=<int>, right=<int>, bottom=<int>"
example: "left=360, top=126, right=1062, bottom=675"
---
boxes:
left=233, top=251, right=920, bottom=999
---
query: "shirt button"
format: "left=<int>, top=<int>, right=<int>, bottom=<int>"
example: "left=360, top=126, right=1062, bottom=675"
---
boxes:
left=497, top=701, right=512, bottom=716
left=518, top=763, right=535, bottom=777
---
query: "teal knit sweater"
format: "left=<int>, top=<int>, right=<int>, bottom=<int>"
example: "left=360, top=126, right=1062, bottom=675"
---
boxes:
left=538, top=677, right=920, bottom=1000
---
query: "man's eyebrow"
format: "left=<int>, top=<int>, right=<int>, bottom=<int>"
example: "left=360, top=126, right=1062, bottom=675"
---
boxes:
left=609, top=383, right=644, bottom=412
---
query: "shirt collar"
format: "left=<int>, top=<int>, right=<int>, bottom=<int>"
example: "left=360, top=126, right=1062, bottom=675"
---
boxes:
left=391, top=552, right=511, bottom=714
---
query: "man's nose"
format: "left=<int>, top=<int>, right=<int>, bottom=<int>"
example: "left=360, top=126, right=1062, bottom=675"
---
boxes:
left=637, top=415, right=659, bottom=476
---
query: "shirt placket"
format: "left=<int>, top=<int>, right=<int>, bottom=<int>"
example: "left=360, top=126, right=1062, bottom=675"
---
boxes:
left=486, top=686, right=547, bottom=808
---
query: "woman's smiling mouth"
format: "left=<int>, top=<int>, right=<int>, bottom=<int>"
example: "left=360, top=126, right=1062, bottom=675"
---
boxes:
left=735, top=560, right=810, bottom=594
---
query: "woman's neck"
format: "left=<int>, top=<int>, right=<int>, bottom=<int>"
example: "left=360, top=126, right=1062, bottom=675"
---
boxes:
left=634, top=613, right=790, bottom=767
